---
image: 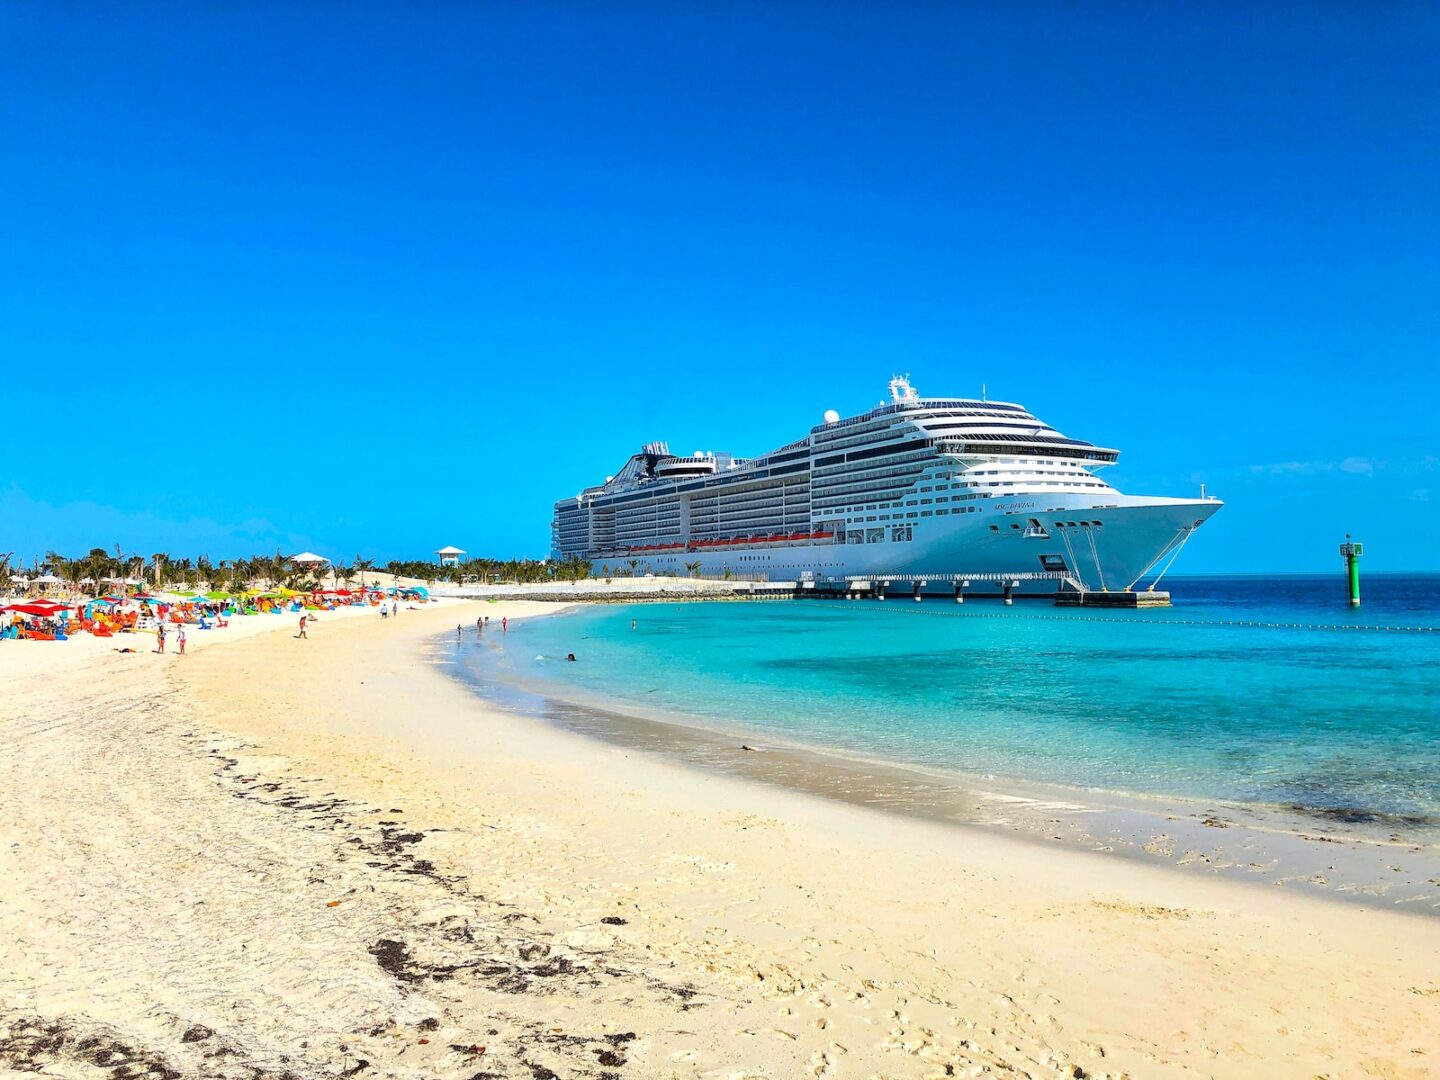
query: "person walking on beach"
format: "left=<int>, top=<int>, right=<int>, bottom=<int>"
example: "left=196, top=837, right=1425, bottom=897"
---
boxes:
left=298, top=614, right=308, bottom=639
left=391, top=600, right=398, bottom=617
left=177, top=626, right=187, bottom=656
left=156, top=623, right=166, bottom=654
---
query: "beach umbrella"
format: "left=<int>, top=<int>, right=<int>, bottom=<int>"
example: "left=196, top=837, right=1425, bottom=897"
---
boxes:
left=1, top=603, right=72, bottom=616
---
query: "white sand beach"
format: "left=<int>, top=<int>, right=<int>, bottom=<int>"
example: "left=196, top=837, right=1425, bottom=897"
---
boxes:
left=3, top=600, right=1439, bottom=1078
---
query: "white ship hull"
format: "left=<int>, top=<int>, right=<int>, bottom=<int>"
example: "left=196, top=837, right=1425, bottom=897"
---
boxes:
left=591, top=493, right=1220, bottom=594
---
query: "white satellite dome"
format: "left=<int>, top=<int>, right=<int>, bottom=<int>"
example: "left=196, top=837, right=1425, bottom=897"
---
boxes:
left=823, top=409, right=840, bottom=425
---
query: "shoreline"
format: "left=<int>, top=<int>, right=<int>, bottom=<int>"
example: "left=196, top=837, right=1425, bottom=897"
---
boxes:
left=448, top=603, right=1440, bottom=917
left=5, top=599, right=1440, bottom=1077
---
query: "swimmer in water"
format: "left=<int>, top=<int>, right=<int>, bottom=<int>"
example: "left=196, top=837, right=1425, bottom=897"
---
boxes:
left=566, top=653, right=576, bottom=662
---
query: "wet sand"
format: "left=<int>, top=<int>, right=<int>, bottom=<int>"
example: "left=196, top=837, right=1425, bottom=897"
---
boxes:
left=3, top=601, right=1440, bottom=1078
left=455, top=644, right=1440, bottom=916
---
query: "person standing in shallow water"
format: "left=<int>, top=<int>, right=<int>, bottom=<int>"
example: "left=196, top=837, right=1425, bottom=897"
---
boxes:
left=501, top=616, right=508, bottom=633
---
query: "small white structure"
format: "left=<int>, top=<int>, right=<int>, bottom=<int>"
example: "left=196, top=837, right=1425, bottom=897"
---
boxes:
left=435, top=545, right=466, bottom=567
left=291, top=551, right=329, bottom=569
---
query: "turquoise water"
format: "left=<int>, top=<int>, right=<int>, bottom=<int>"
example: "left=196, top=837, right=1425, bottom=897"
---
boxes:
left=459, top=575, right=1440, bottom=822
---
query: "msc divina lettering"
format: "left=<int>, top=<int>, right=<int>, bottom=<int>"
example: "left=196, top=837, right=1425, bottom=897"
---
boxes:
left=552, top=377, right=1221, bottom=596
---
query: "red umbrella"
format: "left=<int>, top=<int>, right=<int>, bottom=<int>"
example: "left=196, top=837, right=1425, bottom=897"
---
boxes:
left=2, top=603, right=71, bottom=616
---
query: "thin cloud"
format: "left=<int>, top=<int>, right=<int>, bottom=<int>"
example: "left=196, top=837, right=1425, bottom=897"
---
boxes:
left=1247, top=457, right=1382, bottom=477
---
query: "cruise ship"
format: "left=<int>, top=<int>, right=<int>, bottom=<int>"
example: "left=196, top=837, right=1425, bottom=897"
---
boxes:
left=552, top=377, right=1221, bottom=595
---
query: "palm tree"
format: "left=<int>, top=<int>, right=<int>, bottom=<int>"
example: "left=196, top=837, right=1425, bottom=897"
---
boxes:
left=354, top=556, right=375, bottom=589
left=151, top=552, right=168, bottom=590
left=270, top=551, right=294, bottom=590
left=684, top=560, right=702, bottom=578
left=61, top=557, right=86, bottom=593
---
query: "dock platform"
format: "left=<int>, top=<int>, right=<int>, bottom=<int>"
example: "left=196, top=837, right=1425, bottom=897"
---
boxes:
left=1053, top=590, right=1171, bottom=608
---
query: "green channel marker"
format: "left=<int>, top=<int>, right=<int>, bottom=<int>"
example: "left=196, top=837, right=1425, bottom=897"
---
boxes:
left=1340, top=535, right=1363, bottom=607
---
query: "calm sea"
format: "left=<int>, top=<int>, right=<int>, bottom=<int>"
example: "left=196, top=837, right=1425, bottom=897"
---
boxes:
left=456, top=574, right=1440, bottom=822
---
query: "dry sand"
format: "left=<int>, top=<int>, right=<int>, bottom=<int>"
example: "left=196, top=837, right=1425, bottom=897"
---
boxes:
left=3, top=601, right=1439, bottom=1079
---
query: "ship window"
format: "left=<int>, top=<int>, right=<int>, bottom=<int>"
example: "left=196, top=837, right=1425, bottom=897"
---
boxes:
left=907, top=512, right=918, bottom=519
left=936, top=508, right=948, bottom=515
left=990, top=524, right=1000, bottom=532
left=921, top=511, right=933, bottom=517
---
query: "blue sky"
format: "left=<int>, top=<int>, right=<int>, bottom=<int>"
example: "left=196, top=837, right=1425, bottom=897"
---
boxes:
left=3, top=4, right=1436, bottom=572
